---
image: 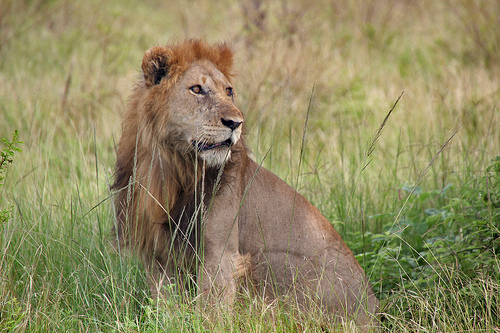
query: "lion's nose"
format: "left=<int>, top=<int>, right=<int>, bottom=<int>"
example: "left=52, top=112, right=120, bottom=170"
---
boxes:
left=221, top=118, right=242, bottom=131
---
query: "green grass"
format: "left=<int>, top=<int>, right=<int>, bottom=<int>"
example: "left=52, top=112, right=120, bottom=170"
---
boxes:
left=1, top=0, right=499, bottom=331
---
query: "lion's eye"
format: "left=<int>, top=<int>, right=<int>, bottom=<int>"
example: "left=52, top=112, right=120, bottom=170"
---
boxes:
left=226, top=87, right=234, bottom=97
left=190, top=85, right=203, bottom=94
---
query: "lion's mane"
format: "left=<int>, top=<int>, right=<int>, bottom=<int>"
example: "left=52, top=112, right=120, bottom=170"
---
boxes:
left=112, top=40, right=237, bottom=264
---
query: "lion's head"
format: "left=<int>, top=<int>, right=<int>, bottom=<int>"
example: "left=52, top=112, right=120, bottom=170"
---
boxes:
left=136, top=40, right=243, bottom=167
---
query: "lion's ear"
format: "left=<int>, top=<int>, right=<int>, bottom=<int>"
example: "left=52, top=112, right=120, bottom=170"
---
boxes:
left=142, top=46, right=173, bottom=86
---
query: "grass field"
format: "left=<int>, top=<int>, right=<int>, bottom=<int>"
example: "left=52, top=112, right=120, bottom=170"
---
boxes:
left=1, top=0, right=499, bottom=331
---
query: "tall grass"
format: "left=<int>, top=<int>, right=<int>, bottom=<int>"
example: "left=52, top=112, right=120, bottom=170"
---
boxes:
left=1, top=0, right=499, bottom=331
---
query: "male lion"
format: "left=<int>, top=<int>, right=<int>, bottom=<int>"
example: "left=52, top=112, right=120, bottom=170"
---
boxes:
left=112, top=39, right=379, bottom=328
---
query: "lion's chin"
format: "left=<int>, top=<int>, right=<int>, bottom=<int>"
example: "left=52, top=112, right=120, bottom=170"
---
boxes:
left=199, top=148, right=232, bottom=167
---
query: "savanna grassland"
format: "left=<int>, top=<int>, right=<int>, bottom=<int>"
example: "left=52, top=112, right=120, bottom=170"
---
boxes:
left=1, top=0, right=499, bottom=331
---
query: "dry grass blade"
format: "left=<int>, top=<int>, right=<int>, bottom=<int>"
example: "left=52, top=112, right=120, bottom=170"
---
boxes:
left=421, top=127, right=461, bottom=179
left=296, top=83, right=315, bottom=186
left=362, top=91, right=404, bottom=172
left=392, top=126, right=461, bottom=225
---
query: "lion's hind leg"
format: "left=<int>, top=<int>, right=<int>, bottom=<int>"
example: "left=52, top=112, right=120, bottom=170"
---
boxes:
left=249, top=250, right=378, bottom=329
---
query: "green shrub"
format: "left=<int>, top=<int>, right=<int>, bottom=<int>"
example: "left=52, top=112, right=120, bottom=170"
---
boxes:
left=352, top=156, right=500, bottom=329
left=0, top=130, right=23, bottom=226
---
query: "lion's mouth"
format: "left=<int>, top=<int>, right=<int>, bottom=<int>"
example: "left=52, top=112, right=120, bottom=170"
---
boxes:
left=194, top=138, right=233, bottom=151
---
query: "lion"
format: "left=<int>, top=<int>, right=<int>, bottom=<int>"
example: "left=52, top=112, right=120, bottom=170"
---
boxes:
left=112, top=39, right=379, bottom=329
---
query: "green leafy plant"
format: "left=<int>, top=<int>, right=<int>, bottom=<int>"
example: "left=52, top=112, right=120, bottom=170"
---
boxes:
left=351, top=156, right=500, bottom=329
left=0, top=130, right=22, bottom=226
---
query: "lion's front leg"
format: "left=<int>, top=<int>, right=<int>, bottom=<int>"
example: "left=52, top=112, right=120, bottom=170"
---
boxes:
left=200, top=250, right=245, bottom=306
left=199, top=190, right=245, bottom=308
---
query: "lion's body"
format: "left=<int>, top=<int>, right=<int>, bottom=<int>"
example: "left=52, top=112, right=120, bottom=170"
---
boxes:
left=113, top=40, right=378, bottom=329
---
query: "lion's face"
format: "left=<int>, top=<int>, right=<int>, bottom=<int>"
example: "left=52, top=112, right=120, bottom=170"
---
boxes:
left=137, top=43, right=243, bottom=167
left=166, top=60, right=243, bottom=167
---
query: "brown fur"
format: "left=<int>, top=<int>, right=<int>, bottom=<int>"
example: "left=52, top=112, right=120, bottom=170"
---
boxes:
left=112, top=39, right=379, bottom=329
